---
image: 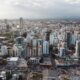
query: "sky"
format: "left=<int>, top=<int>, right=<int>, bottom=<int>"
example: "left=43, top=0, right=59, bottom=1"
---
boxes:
left=0, top=0, right=80, bottom=19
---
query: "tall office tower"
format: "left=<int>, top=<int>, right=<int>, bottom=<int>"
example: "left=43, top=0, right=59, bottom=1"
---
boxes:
left=70, top=34, right=75, bottom=45
left=31, top=39, right=43, bottom=57
left=37, top=39, right=43, bottom=56
left=13, top=36, right=27, bottom=58
left=25, top=34, right=33, bottom=57
left=75, top=40, right=80, bottom=58
left=58, top=41, right=67, bottom=57
left=50, top=32, right=58, bottom=47
left=32, top=39, right=38, bottom=57
left=15, top=36, right=24, bottom=45
left=66, top=32, right=76, bottom=49
left=4, top=19, right=10, bottom=32
left=0, top=43, right=8, bottom=57
left=66, top=32, right=71, bottom=48
left=43, top=40, right=49, bottom=56
left=27, top=43, right=32, bottom=57
left=50, top=33, right=54, bottom=45
left=59, top=47, right=66, bottom=57
left=19, top=17, right=23, bottom=34
left=45, top=30, right=51, bottom=41
left=42, top=28, right=49, bottom=41
left=74, top=31, right=79, bottom=40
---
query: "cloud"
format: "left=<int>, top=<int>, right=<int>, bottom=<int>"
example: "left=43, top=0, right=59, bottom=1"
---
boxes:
left=65, top=0, right=80, bottom=4
left=0, top=0, right=55, bottom=19
left=4, top=0, right=53, bottom=9
left=0, top=0, right=80, bottom=19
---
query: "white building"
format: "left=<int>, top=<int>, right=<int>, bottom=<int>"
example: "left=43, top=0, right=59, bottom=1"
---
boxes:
left=75, top=40, right=80, bottom=58
left=43, top=40, right=49, bottom=56
left=7, top=57, right=19, bottom=66
left=0, top=44, right=8, bottom=56
left=50, top=32, right=58, bottom=46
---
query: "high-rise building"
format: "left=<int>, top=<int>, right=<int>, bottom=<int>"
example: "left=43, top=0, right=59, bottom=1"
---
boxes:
left=32, top=39, right=38, bottom=57
left=37, top=39, right=43, bottom=57
left=4, top=19, right=11, bottom=32
left=0, top=43, right=8, bottom=57
left=31, top=39, right=43, bottom=57
left=66, top=32, right=72, bottom=48
left=13, top=36, right=27, bottom=58
left=15, top=36, right=24, bottom=45
left=50, top=32, right=58, bottom=46
left=75, top=40, right=80, bottom=58
left=26, top=43, right=32, bottom=57
left=59, top=47, right=66, bottom=57
left=19, top=17, right=24, bottom=34
left=43, top=40, right=49, bottom=56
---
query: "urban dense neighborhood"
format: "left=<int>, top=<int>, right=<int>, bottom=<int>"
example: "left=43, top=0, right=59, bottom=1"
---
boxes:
left=0, top=18, right=80, bottom=80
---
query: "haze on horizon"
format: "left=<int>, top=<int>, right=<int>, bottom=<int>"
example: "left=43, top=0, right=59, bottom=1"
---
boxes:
left=0, top=0, right=80, bottom=19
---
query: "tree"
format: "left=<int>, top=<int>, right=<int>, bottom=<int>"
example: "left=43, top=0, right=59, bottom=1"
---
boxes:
left=18, top=75, right=23, bottom=80
left=22, top=32, right=27, bottom=38
left=0, top=78, right=2, bottom=80
left=6, top=71, right=12, bottom=80
left=39, top=57, right=44, bottom=63
left=31, top=72, right=43, bottom=80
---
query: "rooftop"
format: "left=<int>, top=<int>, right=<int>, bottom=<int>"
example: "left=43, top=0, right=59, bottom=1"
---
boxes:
left=7, top=57, right=19, bottom=62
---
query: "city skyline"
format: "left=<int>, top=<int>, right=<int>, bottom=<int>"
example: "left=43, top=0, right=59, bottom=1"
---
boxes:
left=0, top=0, right=80, bottom=19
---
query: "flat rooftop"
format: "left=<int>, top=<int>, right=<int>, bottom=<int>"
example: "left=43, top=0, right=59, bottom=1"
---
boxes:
left=7, top=57, right=19, bottom=62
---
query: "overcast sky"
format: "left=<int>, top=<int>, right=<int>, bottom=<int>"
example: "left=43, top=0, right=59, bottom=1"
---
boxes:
left=0, top=0, right=80, bottom=19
